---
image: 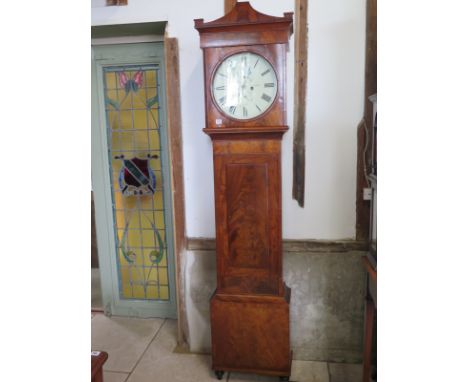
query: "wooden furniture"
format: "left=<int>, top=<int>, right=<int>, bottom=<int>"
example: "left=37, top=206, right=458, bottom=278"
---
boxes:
left=362, top=94, right=377, bottom=382
left=91, top=351, right=108, bottom=382
left=194, top=3, right=293, bottom=380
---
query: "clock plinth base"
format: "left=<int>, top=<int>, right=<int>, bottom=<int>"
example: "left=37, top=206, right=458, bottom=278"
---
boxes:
left=210, top=286, right=291, bottom=379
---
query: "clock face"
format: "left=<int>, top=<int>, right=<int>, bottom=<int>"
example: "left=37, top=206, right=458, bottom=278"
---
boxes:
left=211, top=52, right=278, bottom=120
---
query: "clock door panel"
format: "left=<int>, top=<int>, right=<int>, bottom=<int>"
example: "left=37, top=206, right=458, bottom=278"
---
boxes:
left=226, top=162, right=269, bottom=269
left=213, top=140, right=282, bottom=295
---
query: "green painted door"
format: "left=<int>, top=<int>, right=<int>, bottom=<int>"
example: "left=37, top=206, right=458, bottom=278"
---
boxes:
left=92, top=42, right=177, bottom=318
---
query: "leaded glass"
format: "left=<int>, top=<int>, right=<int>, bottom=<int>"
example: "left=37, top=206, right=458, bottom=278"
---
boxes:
left=103, top=65, right=170, bottom=300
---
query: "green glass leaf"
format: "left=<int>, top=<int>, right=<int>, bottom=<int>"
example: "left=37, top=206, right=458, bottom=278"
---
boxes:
left=119, top=219, right=134, bottom=264
left=105, top=97, right=120, bottom=110
left=149, top=249, right=164, bottom=265
left=146, top=96, right=158, bottom=110
left=146, top=218, right=165, bottom=265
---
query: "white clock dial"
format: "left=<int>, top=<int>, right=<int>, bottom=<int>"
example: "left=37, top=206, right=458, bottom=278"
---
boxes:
left=211, top=52, right=278, bottom=120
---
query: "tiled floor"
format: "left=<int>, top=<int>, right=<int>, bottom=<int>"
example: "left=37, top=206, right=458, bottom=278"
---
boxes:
left=92, top=313, right=363, bottom=382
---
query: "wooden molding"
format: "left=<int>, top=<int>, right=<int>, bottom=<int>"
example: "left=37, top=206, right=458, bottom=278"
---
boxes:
left=195, top=3, right=293, bottom=48
left=164, top=37, right=189, bottom=350
left=355, top=0, right=377, bottom=240
left=187, top=237, right=368, bottom=253
left=292, top=0, right=308, bottom=208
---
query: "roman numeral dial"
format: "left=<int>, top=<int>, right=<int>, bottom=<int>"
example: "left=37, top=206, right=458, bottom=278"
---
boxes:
left=211, top=52, right=278, bottom=120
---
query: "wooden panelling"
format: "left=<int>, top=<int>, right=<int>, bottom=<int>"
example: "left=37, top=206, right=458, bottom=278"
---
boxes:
left=164, top=37, right=189, bottom=349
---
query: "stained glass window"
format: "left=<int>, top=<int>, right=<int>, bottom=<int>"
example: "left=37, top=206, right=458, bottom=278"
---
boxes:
left=103, top=65, right=169, bottom=300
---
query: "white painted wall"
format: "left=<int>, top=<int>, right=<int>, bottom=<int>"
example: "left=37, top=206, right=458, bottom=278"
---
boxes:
left=92, top=0, right=366, bottom=240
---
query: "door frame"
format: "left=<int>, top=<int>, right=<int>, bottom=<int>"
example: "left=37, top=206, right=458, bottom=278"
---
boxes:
left=92, top=42, right=177, bottom=318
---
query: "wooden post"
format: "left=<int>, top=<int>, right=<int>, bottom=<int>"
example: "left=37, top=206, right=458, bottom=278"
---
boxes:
left=292, top=0, right=308, bottom=207
left=355, top=0, right=377, bottom=240
left=362, top=296, right=376, bottom=382
left=164, top=36, right=189, bottom=350
left=224, top=0, right=237, bottom=14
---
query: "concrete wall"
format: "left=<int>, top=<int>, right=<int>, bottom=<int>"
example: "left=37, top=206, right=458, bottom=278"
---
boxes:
left=186, top=248, right=366, bottom=362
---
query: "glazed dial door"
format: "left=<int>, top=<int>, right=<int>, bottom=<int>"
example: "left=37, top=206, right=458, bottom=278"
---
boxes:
left=211, top=52, right=278, bottom=120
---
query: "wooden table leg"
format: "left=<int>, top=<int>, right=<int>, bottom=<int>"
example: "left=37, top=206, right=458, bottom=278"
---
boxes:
left=92, top=351, right=108, bottom=382
left=362, top=297, right=375, bottom=382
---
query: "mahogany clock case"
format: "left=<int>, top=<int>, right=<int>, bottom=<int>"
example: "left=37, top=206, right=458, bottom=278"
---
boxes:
left=195, top=2, right=294, bottom=380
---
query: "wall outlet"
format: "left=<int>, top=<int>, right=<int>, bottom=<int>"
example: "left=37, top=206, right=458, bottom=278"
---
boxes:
left=363, top=188, right=372, bottom=200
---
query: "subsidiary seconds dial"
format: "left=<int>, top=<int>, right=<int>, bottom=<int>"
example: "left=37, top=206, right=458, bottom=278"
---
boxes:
left=211, top=52, right=278, bottom=120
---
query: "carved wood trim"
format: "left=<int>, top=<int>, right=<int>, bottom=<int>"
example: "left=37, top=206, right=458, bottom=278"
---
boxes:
left=187, top=237, right=368, bottom=253
left=292, top=0, right=308, bottom=208
left=164, top=37, right=189, bottom=349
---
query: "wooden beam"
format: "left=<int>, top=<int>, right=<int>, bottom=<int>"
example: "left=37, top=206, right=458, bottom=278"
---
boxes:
left=164, top=37, right=189, bottom=350
left=224, top=0, right=237, bottom=14
left=292, top=0, right=308, bottom=207
left=355, top=0, right=377, bottom=240
left=106, top=0, right=127, bottom=5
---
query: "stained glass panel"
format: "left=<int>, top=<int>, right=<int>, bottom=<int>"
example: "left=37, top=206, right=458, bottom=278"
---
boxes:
left=103, top=65, right=170, bottom=301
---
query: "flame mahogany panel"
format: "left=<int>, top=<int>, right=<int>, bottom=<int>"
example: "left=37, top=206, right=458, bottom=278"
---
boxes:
left=226, top=162, right=269, bottom=269
left=211, top=290, right=291, bottom=376
left=213, top=139, right=283, bottom=295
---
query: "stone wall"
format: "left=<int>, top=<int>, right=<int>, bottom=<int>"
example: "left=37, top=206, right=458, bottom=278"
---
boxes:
left=185, top=248, right=367, bottom=363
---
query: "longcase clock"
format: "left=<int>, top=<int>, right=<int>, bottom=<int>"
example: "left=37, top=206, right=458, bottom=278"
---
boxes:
left=194, top=2, right=294, bottom=381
